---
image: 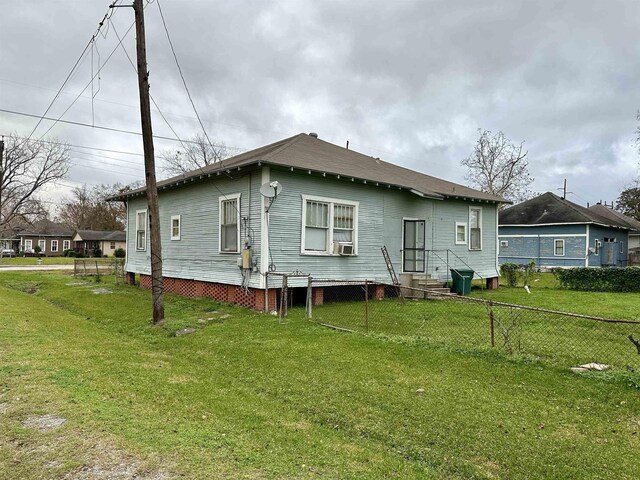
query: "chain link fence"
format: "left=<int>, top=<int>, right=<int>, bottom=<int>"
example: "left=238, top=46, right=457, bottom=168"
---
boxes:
left=301, top=280, right=640, bottom=373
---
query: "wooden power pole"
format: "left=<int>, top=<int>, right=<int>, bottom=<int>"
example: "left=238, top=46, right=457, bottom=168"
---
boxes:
left=133, top=0, right=164, bottom=325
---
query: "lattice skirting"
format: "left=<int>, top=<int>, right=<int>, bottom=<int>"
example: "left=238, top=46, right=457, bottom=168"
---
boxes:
left=136, top=273, right=276, bottom=311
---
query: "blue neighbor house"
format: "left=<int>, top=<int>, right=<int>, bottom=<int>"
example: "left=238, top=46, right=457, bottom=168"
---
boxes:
left=498, top=192, right=630, bottom=268
left=109, top=133, right=507, bottom=310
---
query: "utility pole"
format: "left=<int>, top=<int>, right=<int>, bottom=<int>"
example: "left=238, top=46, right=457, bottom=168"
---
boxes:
left=133, top=0, right=164, bottom=325
left=0, top=137, right=4, bottom=229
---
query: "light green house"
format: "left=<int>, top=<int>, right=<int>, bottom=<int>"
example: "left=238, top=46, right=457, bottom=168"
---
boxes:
left=110, top=133, right=506, bottom=310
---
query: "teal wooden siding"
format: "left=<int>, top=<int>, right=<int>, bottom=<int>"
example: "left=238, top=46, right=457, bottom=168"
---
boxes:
left=126, top=170, right=264, bottom=288
left=499, top=225, right=587, bottom=267
left=125, top=166, right=500, bottom=287
left=587, top=225, right=628, bottom=267
left=499, top=224, right=630, bottom=268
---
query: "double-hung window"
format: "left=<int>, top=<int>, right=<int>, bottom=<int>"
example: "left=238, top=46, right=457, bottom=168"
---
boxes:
left=136, top=209, right=147, bottom=251
left=38, top=239, right=46, bottom=253
left=51, top=240, right=58, bottom=253
left=469, top=207, right=482, bottom=250
left=63, top=240, right=70, bottom=251
left=170, top=215, right=181, bottom=241
left=554, top=239, right=565, bottom=256
left=302, top=195, right=358, bottom=254
left=455, top=222, right=467, bottom=245
left=219, top=194, right=240, bottom=253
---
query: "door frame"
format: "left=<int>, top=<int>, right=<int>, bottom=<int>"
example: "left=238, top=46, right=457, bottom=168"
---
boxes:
left=401, top=218, right=426, bottom=273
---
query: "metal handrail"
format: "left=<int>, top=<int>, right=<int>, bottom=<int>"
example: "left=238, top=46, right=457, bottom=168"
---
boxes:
left=425, top=249, right=484, bottom=287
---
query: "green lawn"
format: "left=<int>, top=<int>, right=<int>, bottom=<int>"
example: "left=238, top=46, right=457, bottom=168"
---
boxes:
left=0, top=256, right=75, bottom=265
left=1, top=271, right=639, bottom=479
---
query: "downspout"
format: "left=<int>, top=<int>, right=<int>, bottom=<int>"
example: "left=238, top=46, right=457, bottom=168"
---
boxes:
left=537, top=234, right=541, bottom=266
left=585, top=224, right=590, bottom=267
left=494, top=205, right=500, bottom=278
left=259, top=166, right=270, bottom=290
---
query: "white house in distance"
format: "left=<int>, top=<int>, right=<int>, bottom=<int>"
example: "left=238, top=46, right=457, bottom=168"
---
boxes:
left=108, top=133, right=507, bottom=310
left=72, top=230, right=126, bottom=257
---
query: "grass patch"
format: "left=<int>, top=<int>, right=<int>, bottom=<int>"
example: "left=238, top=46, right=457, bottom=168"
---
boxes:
left=0, top=271, right=639, bottom=478
left=0, top=256, right=75, bottom=266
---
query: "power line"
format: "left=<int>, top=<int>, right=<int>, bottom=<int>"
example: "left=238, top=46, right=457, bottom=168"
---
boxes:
left=26, top=1, right=121, bottom=140
left=37, top=11, right=136, bottom=140
left=0, top=133, right=144, bottom=157
left=156, top=0, right=219, bottom=158
left=0, top=108, right=221, bottom=145
left=109, top=17, right=189, bottom=153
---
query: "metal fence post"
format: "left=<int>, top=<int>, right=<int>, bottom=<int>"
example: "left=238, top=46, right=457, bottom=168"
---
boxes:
left=306, top=276, right=313, bottom=319
left=265, top=272, right=269, bottom=313
left=365, top=280, right=369, bottom=333
left=489, top=300, right=495, bottom=348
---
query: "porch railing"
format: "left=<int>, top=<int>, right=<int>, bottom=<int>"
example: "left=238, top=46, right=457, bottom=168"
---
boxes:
left=425, top=249, right=484, bottom=287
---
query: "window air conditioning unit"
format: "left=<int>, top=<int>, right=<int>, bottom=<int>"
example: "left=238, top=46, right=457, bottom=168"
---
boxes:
left=339, top=243, right=354, bottom=256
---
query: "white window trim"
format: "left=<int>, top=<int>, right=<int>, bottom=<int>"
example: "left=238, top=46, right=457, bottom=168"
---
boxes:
left=38, top=239, right=46, bottom=253
left=301, top=194, right=359, bottom=255
left=136, top=209, right=148, bottom=252
left=468, top=206, right=482, bottom=251
left=554, top=239, right=565, bottom=256
left=218, top=193, right=241, bottom=254
left=51, top=240, right=59, bottom=252
left=63, top=240, right=71, bottom=251
left=170, top=215, right=181, bottom=241
left=455, top=222, right=467, bottom=245
left=25, top=239, right=32, bottom=252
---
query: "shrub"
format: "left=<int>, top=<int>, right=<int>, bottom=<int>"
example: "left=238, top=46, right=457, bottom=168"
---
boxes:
left=500, top=263, right=520, bottom=288
left=34, top=245, right=42, bottom=255
left=114, top=248, right=126, bottom=258
left=553, top=267, right=640, bottom=292
left=92, top=248, right=102, bottom=258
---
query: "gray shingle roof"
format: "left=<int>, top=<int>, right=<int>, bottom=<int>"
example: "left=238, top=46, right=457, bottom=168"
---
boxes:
left=588, top=204, right=640, bottom=233
left=108, top=133, right=507, bottom=203
left=17, top=219, right=73, bottom=237
left=500, top=192, right=630, bottom=229
left=74, top=230, right=125, bottom=242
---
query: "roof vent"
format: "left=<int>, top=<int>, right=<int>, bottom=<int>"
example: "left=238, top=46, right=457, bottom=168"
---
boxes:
left=309, top=132, right=318, bottom=138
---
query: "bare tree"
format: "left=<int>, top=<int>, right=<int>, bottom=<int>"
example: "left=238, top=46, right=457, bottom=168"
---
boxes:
left=56, top=183, right=133, bottom=231
left=462, top=129, right=533, bottom=204
left=0, top=133, right=70, bottom=229
left=160, top=134, right=230, bottom=177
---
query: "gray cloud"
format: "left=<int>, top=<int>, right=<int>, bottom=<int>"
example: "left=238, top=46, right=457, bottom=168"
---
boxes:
left=1, top=0, right=640, bottom=211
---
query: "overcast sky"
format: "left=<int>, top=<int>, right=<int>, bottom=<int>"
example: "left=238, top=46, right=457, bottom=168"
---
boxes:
left=1, top=0, right=639, bottom=214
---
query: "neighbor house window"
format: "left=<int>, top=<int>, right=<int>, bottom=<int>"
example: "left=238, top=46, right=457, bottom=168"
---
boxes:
left=110, top=241, right=116, bottom=250
left=51, top=240, right=58, bottom=252
left=170, top=215, right=181, bottom=241
left=219, top=194, right=240, bottom=253
left=554, top=239, right=565, bottom=256
left=302, top=195, right=358, bottom=254
left=38, top=239, right=46, bottom=253
left=455, top=222, right=467, bottom=245
left=24, top=239, right=32, bottom=252
left=63, top=240, right=70, bottom=251
left=469, top=207, right=482, bottom=250
left=136, top=209, right=147, bottom=251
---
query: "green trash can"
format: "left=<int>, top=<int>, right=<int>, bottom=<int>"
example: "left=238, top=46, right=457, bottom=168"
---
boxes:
left=450, top=269, right=474, bottom=295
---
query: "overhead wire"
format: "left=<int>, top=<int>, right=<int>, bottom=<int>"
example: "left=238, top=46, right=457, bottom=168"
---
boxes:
left=26, top=1, right=121, bottom=141
left=108, top=17, right=190, bottom=154
left=156, top=0, right=222, bottom=163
